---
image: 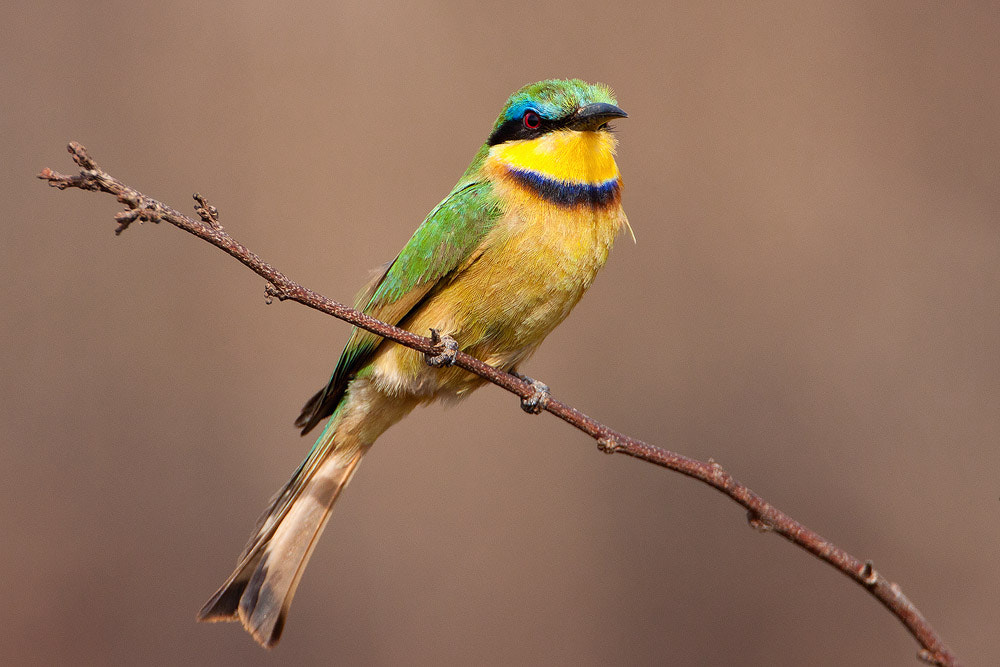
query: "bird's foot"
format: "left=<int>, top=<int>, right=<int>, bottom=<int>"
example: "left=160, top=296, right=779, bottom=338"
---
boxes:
left=514, top=372, right=550, bottom=414
left=425, top=329, right=459, bottom=367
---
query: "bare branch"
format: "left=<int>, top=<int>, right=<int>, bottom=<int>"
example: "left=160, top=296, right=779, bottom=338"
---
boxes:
left=39, top=142, right=960, bottom=666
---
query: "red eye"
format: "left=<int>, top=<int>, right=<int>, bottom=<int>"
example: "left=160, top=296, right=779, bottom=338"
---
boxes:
left=523, top=110, right=541, bottom=130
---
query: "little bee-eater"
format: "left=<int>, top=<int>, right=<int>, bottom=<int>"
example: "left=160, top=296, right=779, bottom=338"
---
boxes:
left=198, top=79, right=629, bottom=647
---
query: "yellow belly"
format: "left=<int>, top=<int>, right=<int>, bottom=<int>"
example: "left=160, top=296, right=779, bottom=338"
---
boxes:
left=369, top=182, right=625, bottom=399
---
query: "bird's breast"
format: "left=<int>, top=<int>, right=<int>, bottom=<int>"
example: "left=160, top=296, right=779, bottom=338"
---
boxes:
left=445, top=151, right=627, bottom=358
left=369, top=133, right=627, bottom=398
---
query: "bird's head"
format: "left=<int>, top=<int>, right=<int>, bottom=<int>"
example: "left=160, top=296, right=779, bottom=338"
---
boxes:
left=487, top=79, right=627, bottom=147
left=480, top=79, right=627, bottom=194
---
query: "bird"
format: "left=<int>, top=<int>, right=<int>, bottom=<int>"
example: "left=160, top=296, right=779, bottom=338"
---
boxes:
left=197, top=78, right=630, bottom=648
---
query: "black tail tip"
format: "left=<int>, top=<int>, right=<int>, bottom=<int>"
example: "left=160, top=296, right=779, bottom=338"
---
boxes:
left=197, top=583, right=243, bottom=623
left=197, top=571, right=287, bottom=649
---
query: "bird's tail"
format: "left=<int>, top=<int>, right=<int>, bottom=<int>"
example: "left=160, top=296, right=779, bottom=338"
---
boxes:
left=197, top=402, right=371, bottom=648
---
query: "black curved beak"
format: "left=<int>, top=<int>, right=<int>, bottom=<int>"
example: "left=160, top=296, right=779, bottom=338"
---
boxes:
left=570, top=102, right=628, bottom=130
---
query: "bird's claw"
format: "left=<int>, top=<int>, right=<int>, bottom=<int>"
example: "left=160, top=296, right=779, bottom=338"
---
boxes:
left=425, top=329, right=459, bottom=367
left=515, top=372, right=550, bottom=414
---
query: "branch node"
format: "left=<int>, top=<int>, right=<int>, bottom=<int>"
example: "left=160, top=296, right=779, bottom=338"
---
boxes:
left=705, top=458, right=729, bottom=486
left=114, top=209, right=141, bottom=225
left=918, top=649, right=950, bottom=667
left=113, top=199, right=160, bottom=234
left=37, top=167, right=89, bottom=190
left=597, top=436, right=621, bottom=454
left=746, top=510, right=774, bottom=533
left=513, top=372, right=550, bottom=414
left=143, top=202, right=164, bottom=224
left=425, top=329, right=458, bottom=367
left=68, top=141, right=97, bottom=170
left=113, top=206, right=141, bottom=235
left=115, top=208, right=142, bottom=236
left=193, top=192, right=223, bottom=229
left=116, top=191, right=137, bottom=209
left=264, top=283, right=288, bottom=304
left=860, top=560, right=879, bottom=586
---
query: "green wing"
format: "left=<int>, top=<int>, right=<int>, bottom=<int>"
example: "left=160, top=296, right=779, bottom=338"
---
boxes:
left=295, top=179, right=501, bottom=434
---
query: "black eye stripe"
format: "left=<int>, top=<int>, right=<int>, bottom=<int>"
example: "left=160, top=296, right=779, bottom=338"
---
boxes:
left=486, top=106, right=614, bottom=146
left=487, top=116, right=547, bottom=146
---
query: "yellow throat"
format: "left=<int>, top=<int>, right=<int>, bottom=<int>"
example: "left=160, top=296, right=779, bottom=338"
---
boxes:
left=487, top=129, right=620, bottom=186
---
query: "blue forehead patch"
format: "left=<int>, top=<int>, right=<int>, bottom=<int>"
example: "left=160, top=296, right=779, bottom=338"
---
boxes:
left=504, top=98, right=562, bottom=122
left=496, top=79, right=618, bottom=124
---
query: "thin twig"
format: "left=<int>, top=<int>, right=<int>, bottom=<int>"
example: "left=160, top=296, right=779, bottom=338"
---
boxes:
left=39, top=142, right=960, bottom=666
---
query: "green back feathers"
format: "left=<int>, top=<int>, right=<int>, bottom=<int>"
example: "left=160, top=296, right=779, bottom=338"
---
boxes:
left=295, top=180, right=501, bottom=434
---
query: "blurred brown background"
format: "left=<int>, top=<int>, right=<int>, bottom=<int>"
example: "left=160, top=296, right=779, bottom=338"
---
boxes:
left=3, top=2, right=997, bottom=665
